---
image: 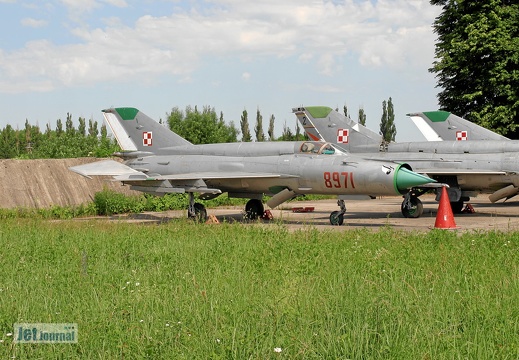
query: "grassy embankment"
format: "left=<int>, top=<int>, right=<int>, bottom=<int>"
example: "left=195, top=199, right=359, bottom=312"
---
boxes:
left=0, top=220, right=517, bottom=359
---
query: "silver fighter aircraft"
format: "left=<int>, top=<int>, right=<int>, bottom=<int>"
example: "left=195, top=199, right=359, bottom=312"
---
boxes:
left=69, top=107, right=434, bottom=225
left=293, top=106, right=519, bottom=218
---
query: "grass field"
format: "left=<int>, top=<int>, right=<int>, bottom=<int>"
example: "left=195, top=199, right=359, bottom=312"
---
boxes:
left=0, top=219, right=517, bottom=359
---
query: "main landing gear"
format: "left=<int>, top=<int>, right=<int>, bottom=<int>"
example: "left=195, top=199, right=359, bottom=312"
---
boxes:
left=244, top=199, right=264, bottom=220
left=329, top=199, right=346, bottom=226
left=187, top=195, right=267, bottom=223
left=401, top=188, right=467, bottom=218
left=187, top=193, right=208, bottom=222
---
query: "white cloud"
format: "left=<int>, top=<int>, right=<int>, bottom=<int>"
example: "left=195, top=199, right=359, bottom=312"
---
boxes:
left=59, top=0, right=100, bottom=13
left=241, top=72, right=251, bottom=81
left=0, top=0, right=441, bottom=93
left=103, top=0, right=128, bottom=7
left=20, top=18, right=48, bottom=28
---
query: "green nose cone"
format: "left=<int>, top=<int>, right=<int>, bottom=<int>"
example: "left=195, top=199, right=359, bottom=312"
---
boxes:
left=395, top=167, right=435, bottom=194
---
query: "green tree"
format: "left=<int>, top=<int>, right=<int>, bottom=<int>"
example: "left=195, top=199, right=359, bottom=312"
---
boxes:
left=240, top=109, right=252, bottom=142
left=387, top=97, right=396, bottom=141
left=358, top=107, right=367, bottom=126
left=167, top=105, right=238, bottom=144
left=65, top=113, right=75, bottom=136
left=379, top=98, right=396, bottom=142
left=20, top=120, right=43, bottom=158
left=268, top=114, right=275, bottom=141
left=56, top=119, right=63, bottom=137
left=78, top=117, right=86, bottom=137
left=279, top=120, right=294, bottom=141
left=96, top=123, right=119, bottom=157
left=430, top=0, right=519, bottom=137
left=0, top=125, right=18, bottom=158
left=254, top=108, right=265, bottom=142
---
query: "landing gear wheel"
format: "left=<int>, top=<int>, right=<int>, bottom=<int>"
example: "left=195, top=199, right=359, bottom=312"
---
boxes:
left=450, top=200, right=464, bottom=214
left=330, top=211, right=344, bottom=226
left=245, top=199, right=264, bottom=220
left=401, top=196, right=423, bottom=218
left=192, top=203, right=207, bottom=222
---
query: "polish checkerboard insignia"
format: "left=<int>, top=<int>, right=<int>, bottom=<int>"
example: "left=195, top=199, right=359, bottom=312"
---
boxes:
left=337, top=129, right=349, bottom=143
left=456, top=130, right=467, bottom=141
left=143, top=132, right=153, bottom=146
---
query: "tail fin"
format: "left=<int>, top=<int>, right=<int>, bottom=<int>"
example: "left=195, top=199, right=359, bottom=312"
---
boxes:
left=103, top=107, right=192, bottom=154
left=293, top=106, right=382, bottom=151
left=407, top=111, right=509, bottom=141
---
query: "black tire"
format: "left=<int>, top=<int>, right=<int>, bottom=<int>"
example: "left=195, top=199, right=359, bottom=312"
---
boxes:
left=450, top=200, right=464, bottom=214
left=401, top=197, right=423, bottom=218
left=193, top=203, right=207, bottom=222
left=329, top=211, right=344, bottom=226
left=245, top=199, right=264, bottom=220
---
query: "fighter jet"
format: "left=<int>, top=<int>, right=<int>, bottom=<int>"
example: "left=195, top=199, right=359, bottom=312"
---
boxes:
left=69, top=107, right=434, bottom=225
left=293, top=106, right=519, bottom=218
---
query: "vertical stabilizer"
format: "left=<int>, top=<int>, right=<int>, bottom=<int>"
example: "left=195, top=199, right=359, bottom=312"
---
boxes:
left=293, top=106, right=382, bottom=152
left=103, top=107, right=192, bottom=153
left=407, top=111, right=509, bottom=141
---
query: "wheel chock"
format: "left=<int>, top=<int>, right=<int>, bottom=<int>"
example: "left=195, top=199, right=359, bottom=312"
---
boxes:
left=461, top=204, right=475, bottom=213
left=292, top=207, right=315, bottom=213
left=205, top=214, right=220, bottom=224
left=261, top=210, right=274, bottom=220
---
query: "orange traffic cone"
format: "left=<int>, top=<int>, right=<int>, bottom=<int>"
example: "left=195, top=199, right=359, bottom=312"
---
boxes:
left=434, top=186, right=457, bottom=229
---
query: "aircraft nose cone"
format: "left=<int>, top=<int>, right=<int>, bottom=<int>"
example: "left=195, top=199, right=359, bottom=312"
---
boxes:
left=395, top=167, right=436, bottom=193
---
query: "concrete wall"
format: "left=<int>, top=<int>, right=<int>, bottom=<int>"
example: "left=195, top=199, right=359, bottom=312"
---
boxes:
left=0, top=158, right=139, bottom=209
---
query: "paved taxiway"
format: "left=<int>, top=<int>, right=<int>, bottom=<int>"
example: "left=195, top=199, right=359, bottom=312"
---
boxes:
left=111, top=195, right=519, bottom=232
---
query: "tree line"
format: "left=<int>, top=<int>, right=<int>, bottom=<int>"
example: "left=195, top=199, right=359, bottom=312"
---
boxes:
left=0, top=99, right=397, bottom=159
left=0, top=113, right=118, bottom=159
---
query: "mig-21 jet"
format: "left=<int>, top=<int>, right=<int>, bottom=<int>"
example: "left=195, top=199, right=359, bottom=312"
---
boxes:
left=69, top=107, right=435, bottom=225
left=293, top=106, right=519, bottom=218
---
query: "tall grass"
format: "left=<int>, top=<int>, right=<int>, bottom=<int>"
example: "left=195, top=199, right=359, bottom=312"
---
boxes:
left=0, top=220, right=517, bottom=359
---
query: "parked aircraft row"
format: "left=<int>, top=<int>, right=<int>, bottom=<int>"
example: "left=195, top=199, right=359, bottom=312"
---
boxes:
left=69, top=104, right=515, bottom=225
left=293, top=106, right=519, bottom=218
left=69, top=107, right=436, bottom=225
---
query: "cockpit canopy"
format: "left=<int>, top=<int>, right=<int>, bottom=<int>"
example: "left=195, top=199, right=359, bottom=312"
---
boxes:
left=299, top=142, right=338, bottom=155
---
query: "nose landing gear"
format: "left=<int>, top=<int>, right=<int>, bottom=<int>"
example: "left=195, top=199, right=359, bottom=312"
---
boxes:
left=329, top=199, right=346, bottom=226
left=401, top=193, right=424, bottom=218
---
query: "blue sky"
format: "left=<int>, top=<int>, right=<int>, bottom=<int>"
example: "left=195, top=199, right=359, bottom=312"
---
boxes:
left=0, top=0, right=441, bottom=141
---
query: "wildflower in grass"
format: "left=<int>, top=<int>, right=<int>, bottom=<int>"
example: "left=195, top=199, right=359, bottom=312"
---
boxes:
left=6, top=333, right=12, bottom=337
left=139, top=320, right=144, bottom=323
left=135, top=282, right=140, bottom=286
left=274, top=347, right=282, bottom=353
left=166, top=323, right=170, bottom=327
left=216, top=338, right=221, bottom=344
